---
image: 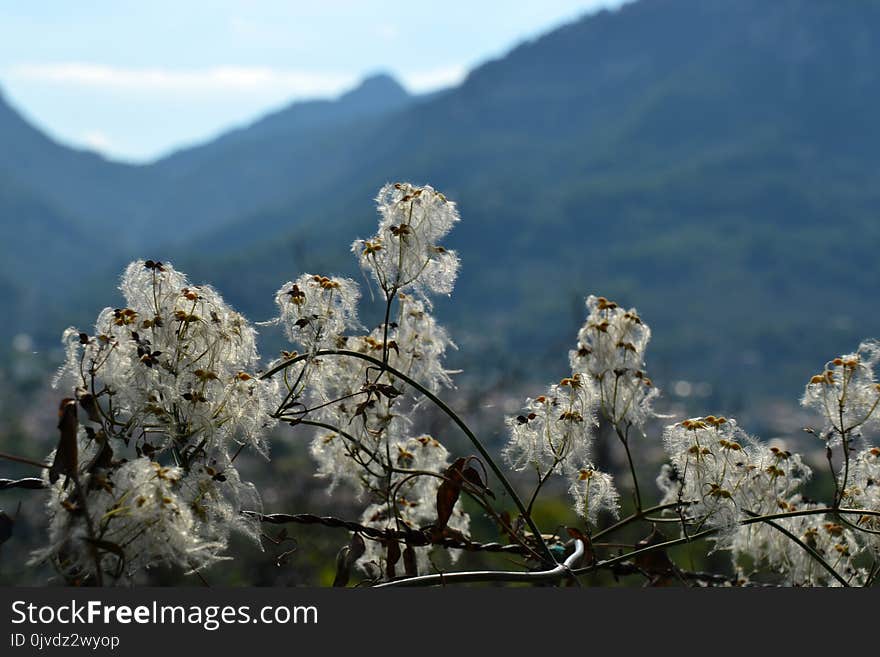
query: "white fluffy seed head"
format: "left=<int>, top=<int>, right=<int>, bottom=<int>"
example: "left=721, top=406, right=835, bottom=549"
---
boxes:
left=569, top=295, right=658, bottom=429
left=659, top=416, right=811, bottom=541
left=41, top=261, right=272, bottom=584
left=840, top=446, right=880, bottom=555
left=341, top=434, right=470, bottom=580
left=730, top=497, right=866, bottom=587
left=31, top=442, right=234, bottom=580
left=54, top=260, right=279, bottom=460
left=504, top=373, right=599, bottom=476
left=568, top=467, right=620, bottom=526
left=272, top=273, right=361, bottom=353
left=390, top=294, right=457, bottom=393
left=352, top=183, right=460, bottom=300
left=801, top=341, right=880, bottom=439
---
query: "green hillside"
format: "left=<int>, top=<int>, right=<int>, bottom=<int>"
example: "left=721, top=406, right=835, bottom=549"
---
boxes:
left=1, top=0, right=879, bottom=405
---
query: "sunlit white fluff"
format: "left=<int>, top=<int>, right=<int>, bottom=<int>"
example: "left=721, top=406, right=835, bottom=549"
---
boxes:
left=352, top=183, right=460, bottom=300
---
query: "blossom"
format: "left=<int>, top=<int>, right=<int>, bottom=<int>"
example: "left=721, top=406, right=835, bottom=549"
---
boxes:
left=270, top=273, right=360, bottom=353
left=32, top=426, right=264, bottom=583
left=352, top=183, right=460, bottom=300
left=301, top=342, right=411, bottom=494
left=568, top=467, right=620, bottom=526
left=801, top=341, right=880, bottom=439
left=307, top=423, right=392, bottom=495
left=730, top=497, right=866, bottom=587
left=54, top=260, right=279, bottom=459
left=31, top=433, right=230, bottom=580
left=356, top=436, right=470, bottom=579
left=41, top=260, right=272, bottom=583
left=388, top=293, right=457, bottom=392
left=839, top=446, right=880, bottom=555
left=569, top=295, right=658, bottom=429
left=504, top=372, right=618, bottom=523
left=655, top=415, right=869, bottom=586
left=504, top=374, right=599, bottom=476
left=658, top=416, right=810, bottom=539
left=298, top=293, right=457, bottom=494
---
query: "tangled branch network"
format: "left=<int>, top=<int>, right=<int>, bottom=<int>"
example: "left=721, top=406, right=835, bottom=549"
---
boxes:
left=6, top=182, right=880, bottom=587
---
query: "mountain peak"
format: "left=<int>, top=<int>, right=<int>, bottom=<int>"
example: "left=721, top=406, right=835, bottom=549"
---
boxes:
left=338, top=73, right=409, bottom=108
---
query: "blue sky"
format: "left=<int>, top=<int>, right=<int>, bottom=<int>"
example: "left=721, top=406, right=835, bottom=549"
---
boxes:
left=0, top=1, right=629, bottom=162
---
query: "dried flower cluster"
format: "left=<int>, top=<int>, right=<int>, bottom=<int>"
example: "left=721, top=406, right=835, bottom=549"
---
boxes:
left=658, top=417, right=810, bottom=534
left=570, top=295, right=658, bottom=430
left=38, top=261, right=275, bottom=581
left=651, top=337, right=880, bottom=586
left=271, top=273, right=361, bottom=354
left=504, top=294, right=661, bottom=526
left=20, top=181, right=880, bottom=588
left=280, top=186, right=469, bottom=578
left=352, top=183, right=460, bottom=299
left=801, top=341, right=880, bottom=439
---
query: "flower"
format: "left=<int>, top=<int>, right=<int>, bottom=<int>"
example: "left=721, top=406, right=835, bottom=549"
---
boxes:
left=568, top=467, right=620, bottom=526
left=658, top=416, right=810, bottom=539
left=801, top=341, right=880, bottom=440
left=839, top=446, right=880, bottom=555
left=654, top=415, right=870, bottom=585
left=389, top=293, right=458, bottom=393
left=569, top=295, right=658, bottom=429
left=41, top=260, right=272, bottom=583
left=31, top=435, right=237, bottom=580
left=271, top=273, right=360, bottom=353
left=730, top=497, right=865, bottom=587
left=356, top=436, right=470, bottom=579
left=504, top=371, right=618, bottom=523
left=352, top=183, right=460, bottom=300
left=55, top=260, right=279, bottom=459
left=504, top=374, right=599, bottom=476
left=298, top=293, right=457, bottom=494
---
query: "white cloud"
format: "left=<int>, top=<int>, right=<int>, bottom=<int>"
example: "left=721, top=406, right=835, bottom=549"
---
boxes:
left=1, top=61, right=472, bottom=160
left=6, top=62, right=355, bottom=96
left=6, top=60, right=469, bottom=97
left=400, top=65, right=467, bottom=92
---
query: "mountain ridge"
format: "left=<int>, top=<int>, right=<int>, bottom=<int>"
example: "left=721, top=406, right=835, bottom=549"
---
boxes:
left=2, top=0, right=880, bottom=405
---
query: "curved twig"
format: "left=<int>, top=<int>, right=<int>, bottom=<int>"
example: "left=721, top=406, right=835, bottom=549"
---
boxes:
left=0, top=477, right=45, bottom=491
left=375, top=539, right=585, bottom=588
left=262, top=349, right=556, bottom=564
left=245, top=511, right=532, bottom=556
